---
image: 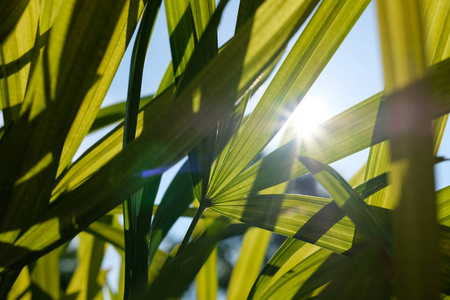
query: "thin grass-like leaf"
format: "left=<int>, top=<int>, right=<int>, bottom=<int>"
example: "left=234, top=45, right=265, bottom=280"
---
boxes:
left=131, top=177, right=160, bottom=296
left=227, top=227, right=271, bottom=300
left=85, top=220, right=125, bottom=250
left=147, top=248, right=170, bottom=286
left=426, top=0, right=450, bottom=155
left=437, top=186, right=450, bottom=226
left=51, top=86, right=175, bottom=202
left=164, top=0, right=197, bottom=79
left=249, top=238, right=306, bottom=299
left=147, top=219, right=246, bottom=299
left=196, top=247, right=218, bottom=300
left=348, top=164, right=367, bottom=187
left=0, top=0, right=38, bottom=123
left=64, top=232, right=107, bottom=299
left=0, top=0, right=146, bottom=248
left=260, top=248, right=339, bottom=300
left=0, top=0, right=30, bottom=45
left=5, top=267, right=31, bottom=300
left=122, top=1, right=162, bottom=298
left=89, top=96, right=153, bottom=133
left=29, top=248, right=61, bottom=300
left=0, top=271, right=21, bottom=300
left=298, top=156, right=391, bottom=244
left=194, top=217, right=219, bottom=300
left=56, top=0, right=147, bottom=175
left=149, top=161, right=196, bottom=264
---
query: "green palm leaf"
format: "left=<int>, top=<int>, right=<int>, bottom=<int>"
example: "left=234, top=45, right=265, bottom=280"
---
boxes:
left=218, top=57, right=450, bottom=201
left=0, top=0, right=31, bottom=45
left=208, top=0, right=369, bottom=200
left=0, top=0, right=316, bottom=275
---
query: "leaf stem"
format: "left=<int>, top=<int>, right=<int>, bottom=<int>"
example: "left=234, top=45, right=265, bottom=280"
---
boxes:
left=178, top=202, right=208, bottom=254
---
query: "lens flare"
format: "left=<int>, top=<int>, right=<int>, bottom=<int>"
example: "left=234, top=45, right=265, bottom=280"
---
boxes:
left=289, top=96, right=330, bottom=139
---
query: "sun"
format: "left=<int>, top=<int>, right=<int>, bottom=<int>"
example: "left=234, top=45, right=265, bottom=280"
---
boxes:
left=288, top=96, right=330, bottom=139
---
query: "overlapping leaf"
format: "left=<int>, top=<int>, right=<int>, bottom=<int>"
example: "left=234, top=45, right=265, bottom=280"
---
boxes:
left=0, top=0, right=317, bottom=274
left=208, top=0, right=370, bottom=200
left=0, top=0, right=38, bottom=122
left=0, top=0, right=146, bottom=247
left=0, top=0, right=30, bottom=45
left=216, top=57, right=450, bottom=202
left=65, top=233, right=107, bottom=299
left=146, top=219, right=246, bottom=299
left=249, top=238, right=306, bottom=299
left=298, top=156, right=391, bottom=244
left=378, top=0, right=439, bottom=298
left=365, top=0, right=450, bottom=209
left=122, top=2, right=162, bottom=297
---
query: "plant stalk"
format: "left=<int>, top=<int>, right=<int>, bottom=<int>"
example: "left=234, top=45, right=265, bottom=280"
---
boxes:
left=178, top=202, right=208, bottom=254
